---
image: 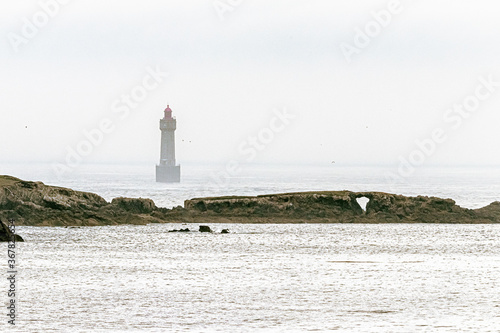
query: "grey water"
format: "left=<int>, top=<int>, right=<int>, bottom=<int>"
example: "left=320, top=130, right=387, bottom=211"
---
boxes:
left=9, top=223, right=500, bottom=332
left=1, top=163, right=500, bottom=332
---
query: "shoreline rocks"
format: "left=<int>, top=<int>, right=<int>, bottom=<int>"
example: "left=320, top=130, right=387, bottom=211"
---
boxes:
left=1, top=175, right=499, bottom=226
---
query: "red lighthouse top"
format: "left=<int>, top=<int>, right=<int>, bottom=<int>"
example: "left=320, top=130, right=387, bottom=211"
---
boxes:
left=164, top=105, right=173, bottom=119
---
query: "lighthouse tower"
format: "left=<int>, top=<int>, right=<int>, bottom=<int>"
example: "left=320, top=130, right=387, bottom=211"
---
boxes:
left=156, top=105, right=181, bottom=182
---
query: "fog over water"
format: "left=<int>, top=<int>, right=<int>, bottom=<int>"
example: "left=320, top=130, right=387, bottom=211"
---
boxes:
left=1, top=0, right=500, bottom=170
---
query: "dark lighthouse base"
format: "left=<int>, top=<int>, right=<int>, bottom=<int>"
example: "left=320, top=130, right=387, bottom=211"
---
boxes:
left=156, top=165, right=181, bottom=183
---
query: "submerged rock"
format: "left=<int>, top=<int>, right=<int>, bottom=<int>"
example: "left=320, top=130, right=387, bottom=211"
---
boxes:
left=168, top=228, right=190, bottom=233
left=199, top=225, right=213, bottom=233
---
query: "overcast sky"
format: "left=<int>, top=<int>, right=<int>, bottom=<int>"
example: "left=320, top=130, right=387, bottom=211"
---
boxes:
left=1, top=0, right=500, bottom=169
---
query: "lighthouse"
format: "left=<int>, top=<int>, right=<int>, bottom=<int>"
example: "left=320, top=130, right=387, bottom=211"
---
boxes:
left=156, top=105, right=181, bottom=182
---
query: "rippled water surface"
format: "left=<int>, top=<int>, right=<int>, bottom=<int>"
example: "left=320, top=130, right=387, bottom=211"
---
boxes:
left=6, top=224, right=500, bottom=332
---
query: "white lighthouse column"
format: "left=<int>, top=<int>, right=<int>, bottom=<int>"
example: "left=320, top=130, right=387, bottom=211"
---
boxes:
left=160, top=119, right=176, bottom=166
left=156, top=105, right=181, bottom=182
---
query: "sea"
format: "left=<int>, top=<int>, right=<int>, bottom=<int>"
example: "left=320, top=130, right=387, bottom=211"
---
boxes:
left=1, top=163, right=500, bottom=332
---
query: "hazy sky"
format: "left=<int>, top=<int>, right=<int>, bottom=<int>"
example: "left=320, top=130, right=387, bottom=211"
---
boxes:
left=2, top=0, right=500, bottom=169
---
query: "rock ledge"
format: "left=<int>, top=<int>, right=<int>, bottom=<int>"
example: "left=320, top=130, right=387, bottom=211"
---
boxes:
left=1, top=175, right=498, bottom=226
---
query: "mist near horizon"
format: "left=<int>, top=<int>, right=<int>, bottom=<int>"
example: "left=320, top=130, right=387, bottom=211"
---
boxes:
left=2, top=0, right=500, bottom=173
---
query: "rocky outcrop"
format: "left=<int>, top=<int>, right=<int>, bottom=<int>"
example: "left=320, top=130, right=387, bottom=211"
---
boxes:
left=1, top=175, right=499, bottom=226
left=182, top=191, right=499, bottom=224
left=475, top=201, right=500, bottom=221
left=0, top=175, right=163, bottom=226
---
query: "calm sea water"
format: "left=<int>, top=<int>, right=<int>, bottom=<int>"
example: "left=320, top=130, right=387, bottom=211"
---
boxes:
left=7, top=223, right=500, bottom=332
left=1, top=163, right=500, bottom=332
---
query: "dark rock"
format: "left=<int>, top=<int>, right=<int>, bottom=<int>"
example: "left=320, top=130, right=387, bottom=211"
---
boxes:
left=199, top=225, right=213, bottom=233
left=190, top=200, right=207, bottom=212
left=0, top=219, right=24, bottom=242
left=221, top=229, right=230, bottom=234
